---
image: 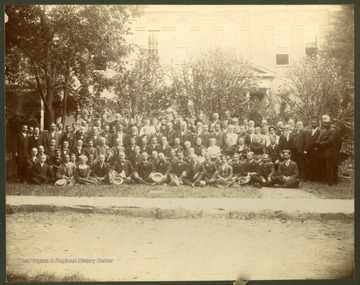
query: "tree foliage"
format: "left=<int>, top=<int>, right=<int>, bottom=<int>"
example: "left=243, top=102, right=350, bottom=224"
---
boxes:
left=170, top=48, right=260, bottom=119
left=321, top=5, right=354, bottom=130
left=278, top=56, right=343, bottom=124
left=113, top=51, right=170, bottom=118
left=5, top=5, right=140, bottom=128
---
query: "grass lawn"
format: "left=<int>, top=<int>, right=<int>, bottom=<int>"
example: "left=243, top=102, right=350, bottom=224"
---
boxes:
left=6, top=158, right=354, bottom=199
left=6, top=175, right=353, bottom=199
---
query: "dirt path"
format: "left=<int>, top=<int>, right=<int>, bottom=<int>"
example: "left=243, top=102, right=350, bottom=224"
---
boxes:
left=6, top=212, right=353, bottom=281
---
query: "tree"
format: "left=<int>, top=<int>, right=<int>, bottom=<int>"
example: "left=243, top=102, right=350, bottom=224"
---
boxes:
left=321, top=5, right=354, bottom=137
left=113, top=50, right=170, bottom=118
left=170, top=48, right=260, bottom=119
left=5, top=5, right=140, bottom=128
left=278, top=56, right=343, bottom=124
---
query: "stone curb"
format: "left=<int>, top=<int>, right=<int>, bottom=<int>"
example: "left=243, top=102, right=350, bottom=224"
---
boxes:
left=6, top=204, right=354, bottom=222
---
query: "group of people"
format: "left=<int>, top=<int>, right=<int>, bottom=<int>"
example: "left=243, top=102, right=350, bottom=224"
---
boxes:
left=13, top=110, right=342, bottom=188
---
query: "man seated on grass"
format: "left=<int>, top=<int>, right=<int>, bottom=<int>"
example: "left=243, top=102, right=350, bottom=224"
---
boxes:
left=91, top=154, right=110, bottom=184
left=169, top=151, right=188, bottom=186
left=202, top=152, right=218, bottom=186
left=109, top=151, right=134, bottom=184
left=242, top=151, right=263, bottom=188
left=56, top=154, right=76, bottom=186
left=30, top=154, right=53, bottom=184
left=229, top=152, right=247, bottom=187
left=49, top=149, right=63, bottom=178
left=257, top=153, right=275, bottom=187
left=269, top=150, right=300, bottom=188
left=152, top=152, right=171, bottom=185
left=134, top=152, right=154, bottom=185
left=211, top=155, right=233, bottom=187
left=182, top=154, right=206, bottom=187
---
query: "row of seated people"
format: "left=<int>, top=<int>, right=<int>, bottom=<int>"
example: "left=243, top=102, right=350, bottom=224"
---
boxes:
left=29, top=147, right=300, bottom=189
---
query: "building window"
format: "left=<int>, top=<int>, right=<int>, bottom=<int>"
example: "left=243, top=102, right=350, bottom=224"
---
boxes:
left=275, top=19, right=290, bottom=66
left=147, top=18, right=160, bottom=55
left=276, top=54, right=289, bottom=65
left=304, top=17, right=319, bottom=57
left=148, top=31, right=159, bottom=55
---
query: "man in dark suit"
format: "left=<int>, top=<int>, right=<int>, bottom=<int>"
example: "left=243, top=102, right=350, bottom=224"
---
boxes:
left=279, top=124, right=294, bottom=151
left=146, top=136, right=161, bottom=156
left=100, top=124, right=113, bottom=147
left=153, top=152, right=171, bottom=185
left=211, top=112, right=221, bottom=127
left=177, top=121, right=194, bottom=147
left=304, top=119, right=321, bottom=181
left=318, top=115, right=337, bottom=186
left=159, top=136, right=172, bottom=158
left=26, top=148, right=39, bottom=182
left=181, top=154, right=205, bottom=187
left=109, top=151, right=134, bottom=184
left=72, top=126, right=87, bottom=150
left=109, top=113, right=123, bottom=131
left=91, top=154, right=110, bottom=184
left=210, top=123, right=226, bottom=149
left=85, top=126, right=102, bottom=147
left=59, top=125, right=74, bottom=149
left=14, top=124, right=30, bottom=182
left=45, top=123, right=60, bottom=150
left=266, top=135, right=281, bottom=171
left=270, top=150, right=300, bottom=188
left=30, top=154, right=52, bottom=184
left=169, top=151, right=189, bottom=186
left=111, top=123, right=128, bottom=148
left=291, top=121, right=306, bottom=180
left=133, top=152, right=154, bottom=184
left=28, top=127, right=44, bottom=152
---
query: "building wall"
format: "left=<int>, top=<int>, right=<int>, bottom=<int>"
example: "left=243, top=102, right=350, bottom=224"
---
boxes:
left=127, top=5, right=337, bottom=112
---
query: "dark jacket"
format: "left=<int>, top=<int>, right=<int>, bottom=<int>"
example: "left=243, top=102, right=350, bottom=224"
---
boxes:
left=318, top=127, right=337, bottom=158
left=91, top=161, right=110, bottom=178
left=277, top=160, right=298, bottom=178
left=135, top=160, right=154, bottom=179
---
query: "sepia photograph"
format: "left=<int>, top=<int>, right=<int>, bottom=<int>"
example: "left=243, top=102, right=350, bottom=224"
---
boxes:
left=4, top=4, right=354, bottom=282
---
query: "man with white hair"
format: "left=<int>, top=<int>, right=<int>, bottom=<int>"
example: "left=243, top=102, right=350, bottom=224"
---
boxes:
left=317, top=114, right=337, bottom=186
